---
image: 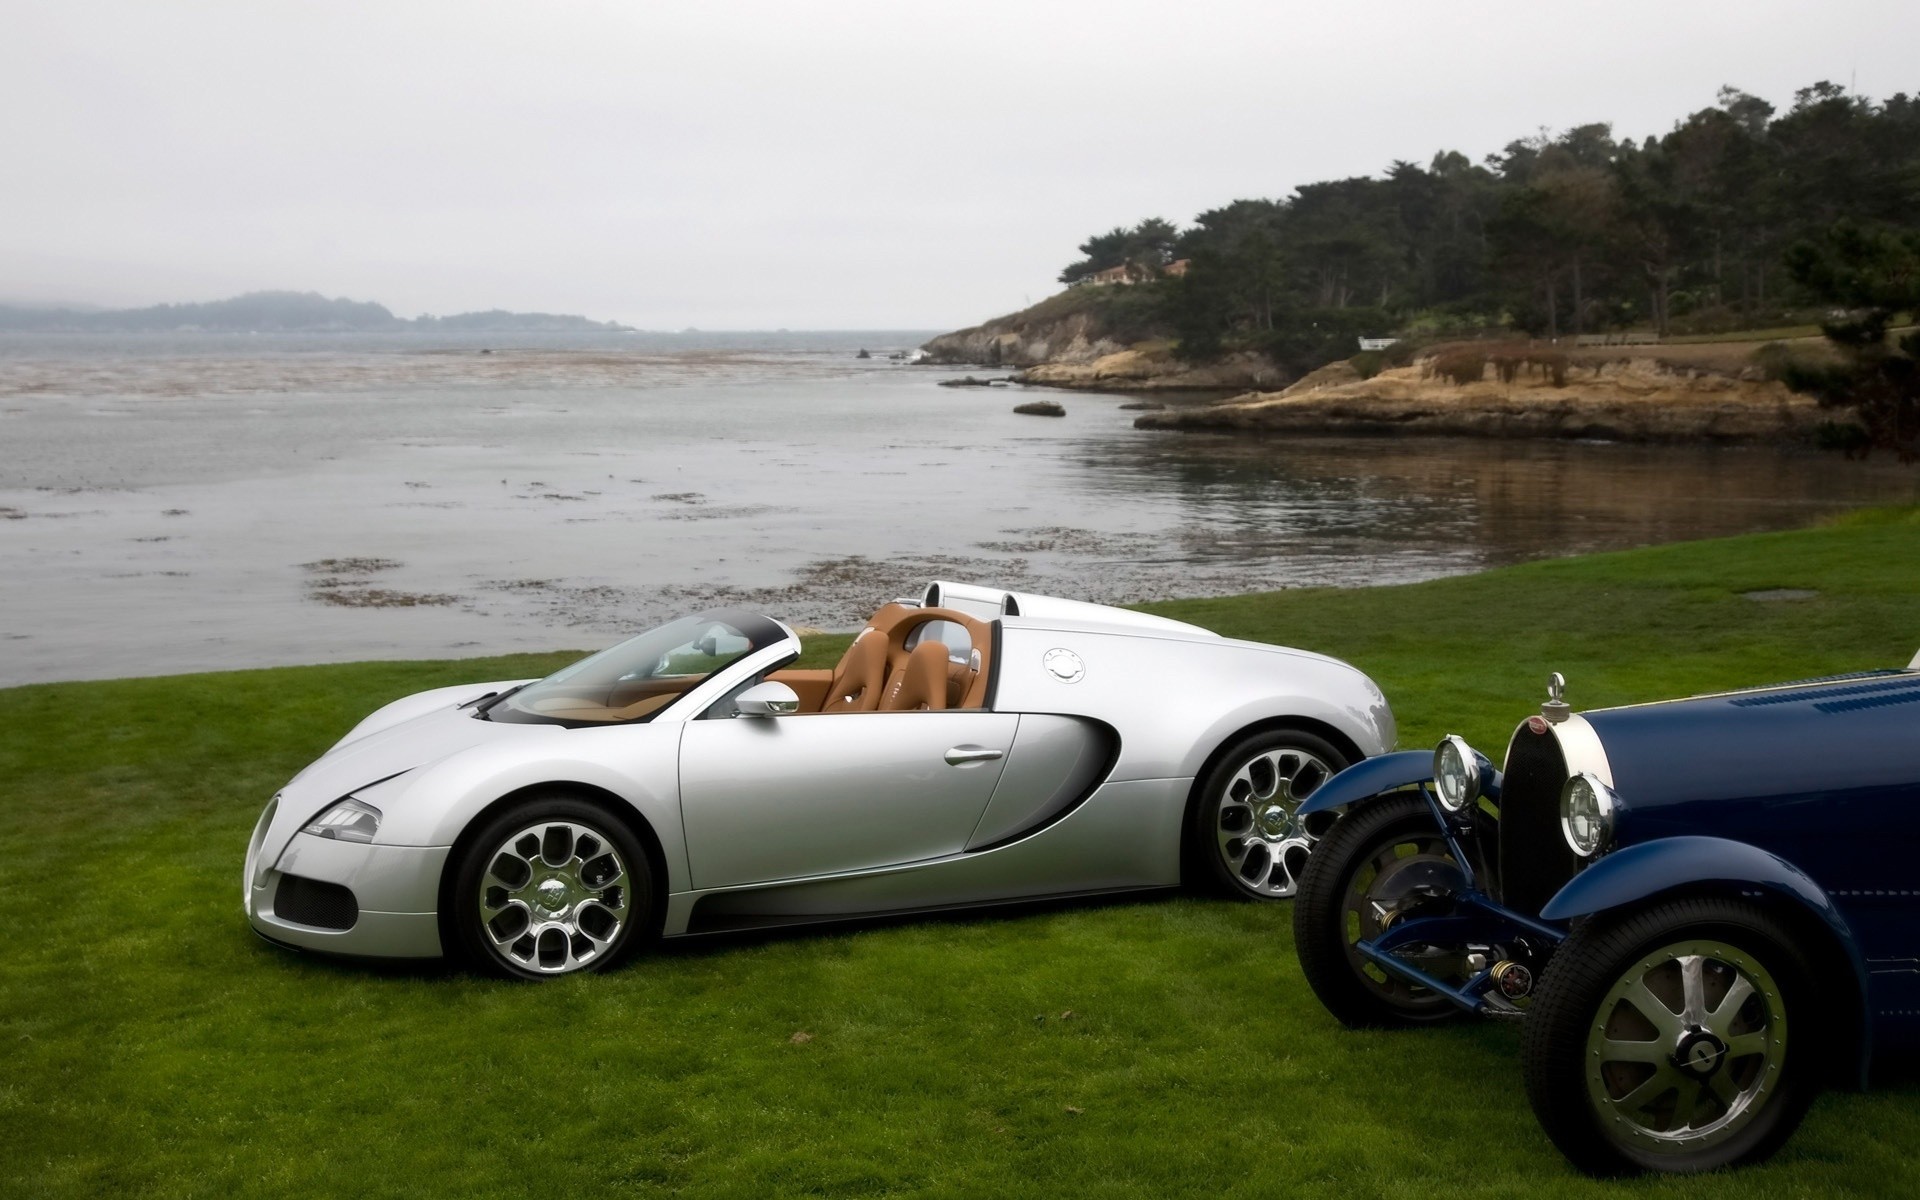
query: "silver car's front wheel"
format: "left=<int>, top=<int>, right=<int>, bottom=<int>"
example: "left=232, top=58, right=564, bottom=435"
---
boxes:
left=1191, top=729, right=1346, bottom=900
left=450, top=797, right=653, bottom=979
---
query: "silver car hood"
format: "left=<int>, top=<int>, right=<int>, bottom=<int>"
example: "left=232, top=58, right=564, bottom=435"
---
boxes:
left=263, top=696, right=553, bottom=863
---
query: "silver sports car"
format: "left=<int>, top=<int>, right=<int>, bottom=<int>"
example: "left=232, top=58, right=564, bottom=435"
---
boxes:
left=245, top=581, right=1396, bottom=978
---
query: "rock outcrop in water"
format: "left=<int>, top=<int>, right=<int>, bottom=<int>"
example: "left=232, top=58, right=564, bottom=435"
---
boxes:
left=1012, top=400, right=1066, bottom=417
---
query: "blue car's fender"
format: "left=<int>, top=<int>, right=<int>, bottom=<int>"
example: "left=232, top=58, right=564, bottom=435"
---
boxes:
left=1298, top=750, right=1433, bottom=817
left=1540, top=835, right=1873, bottom=1085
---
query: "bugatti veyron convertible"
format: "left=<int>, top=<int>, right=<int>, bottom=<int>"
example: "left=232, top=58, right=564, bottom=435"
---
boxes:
left=245, top=581, right=1395, bottom=978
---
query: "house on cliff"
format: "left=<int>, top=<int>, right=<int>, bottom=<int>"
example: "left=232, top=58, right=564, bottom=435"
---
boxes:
left=1078, top=258, right=1190, bottom=287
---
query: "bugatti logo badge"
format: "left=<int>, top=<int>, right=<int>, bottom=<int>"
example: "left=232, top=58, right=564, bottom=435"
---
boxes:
left=536, top=878, right=569, bottom=913
left=1042, top=648, right=1085, bottom=683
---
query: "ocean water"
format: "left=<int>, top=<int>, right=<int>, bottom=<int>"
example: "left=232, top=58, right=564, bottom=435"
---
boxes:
left=3, top=330, right=1917, bottom=686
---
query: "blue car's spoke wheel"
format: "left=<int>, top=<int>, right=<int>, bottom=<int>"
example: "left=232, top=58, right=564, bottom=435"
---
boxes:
left=1523, top=899, right=1821, bottom=1176
left=1292, top=793, right=1464, bottom=1027
left=449, top=796, right=654, bottom=980
left=1191, top=730, right=1347, bottom=901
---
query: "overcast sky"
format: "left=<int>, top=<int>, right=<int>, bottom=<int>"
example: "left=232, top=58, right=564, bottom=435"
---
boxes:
left=3, top=1, right=1915, bottom=329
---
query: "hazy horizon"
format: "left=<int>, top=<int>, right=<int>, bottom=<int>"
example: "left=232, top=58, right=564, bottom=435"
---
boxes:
left=0, top=288, right=944, bottom=333
left=6, top=1, right=1917, bottom=329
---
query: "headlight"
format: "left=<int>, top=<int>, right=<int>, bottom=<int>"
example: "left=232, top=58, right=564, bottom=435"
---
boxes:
left=302, top=797, right=382, bottom=843
left=1432, top=735, right=1479, bottom=812
left=1560, top=773, right=1615, bottom=858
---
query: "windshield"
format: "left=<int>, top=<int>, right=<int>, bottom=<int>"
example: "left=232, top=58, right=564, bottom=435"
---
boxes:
left=487, top=609, right=790, bottom=726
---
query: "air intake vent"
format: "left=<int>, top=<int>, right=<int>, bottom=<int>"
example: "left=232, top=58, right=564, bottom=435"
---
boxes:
left=274, top=875, right=359, bottom=930
left=1730, top=677, right=1920, bottom=708
left=1816, top=688, right=1920, bottom=715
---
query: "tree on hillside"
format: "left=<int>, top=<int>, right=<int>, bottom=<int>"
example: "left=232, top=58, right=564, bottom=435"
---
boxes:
left=1658, top=99, right=1767, bottom=315
left=1170, top=201, right=1291, bottom=340
left=1286, top=178, right=1404, bottom=309
left=1493, top=154, right=1623, bottom=336
left=1783, top=220, right=1920, bottom=458
left=1383, top=153, right=1499, bottom=310
left=1053, top=81, right=1920, bottom=372
left=1058, top=218, right=1181, bottom=284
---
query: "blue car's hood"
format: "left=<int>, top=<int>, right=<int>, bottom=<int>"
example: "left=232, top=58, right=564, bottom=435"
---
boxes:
left=1583, top=670, right=1920, bottom=817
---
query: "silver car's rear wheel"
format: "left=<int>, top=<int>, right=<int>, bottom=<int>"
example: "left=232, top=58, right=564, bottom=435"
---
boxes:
left=450, top=797, right=652, bottom=979
left=1191, top=730, right=1346, bottom=900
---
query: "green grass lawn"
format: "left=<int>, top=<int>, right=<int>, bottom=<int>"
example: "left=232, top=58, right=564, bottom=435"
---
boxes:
left=4, top=509, right=1919, bottom=1197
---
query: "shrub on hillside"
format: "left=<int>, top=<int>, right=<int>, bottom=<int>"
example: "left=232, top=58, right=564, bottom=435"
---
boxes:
left=1428, top=349, right=1488, bottom=385
left=1254, top=308, right=1395, bottom=377
left=1752, top=341, right=1797, bottom=381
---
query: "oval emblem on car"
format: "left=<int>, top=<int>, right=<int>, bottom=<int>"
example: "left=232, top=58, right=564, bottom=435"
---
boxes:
left=1042, top=648, right=1085, bottom=683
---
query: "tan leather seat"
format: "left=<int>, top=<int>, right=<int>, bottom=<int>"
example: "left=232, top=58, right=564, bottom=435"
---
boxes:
left=819, top=631, right=888, bottom=713
left=881, top=640, right=951, bottom=712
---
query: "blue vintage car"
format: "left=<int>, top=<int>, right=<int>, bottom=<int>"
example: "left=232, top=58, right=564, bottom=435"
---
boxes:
left=1290, top=655, right=1920, bottom=1175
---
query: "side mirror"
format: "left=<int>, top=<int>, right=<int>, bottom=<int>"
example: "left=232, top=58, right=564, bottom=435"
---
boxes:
left=734, top=681, right=800, bottom=717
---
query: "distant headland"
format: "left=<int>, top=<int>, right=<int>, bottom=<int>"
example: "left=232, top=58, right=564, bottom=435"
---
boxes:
left=0, top=290, right=634, bottom=334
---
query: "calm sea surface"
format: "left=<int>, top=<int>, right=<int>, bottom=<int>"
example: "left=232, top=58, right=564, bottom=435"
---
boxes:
left=3, top=330, right=1917, bottom=686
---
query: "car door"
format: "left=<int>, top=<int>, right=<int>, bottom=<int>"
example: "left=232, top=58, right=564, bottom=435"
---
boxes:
left=677, top=710, right=1020, bottom=889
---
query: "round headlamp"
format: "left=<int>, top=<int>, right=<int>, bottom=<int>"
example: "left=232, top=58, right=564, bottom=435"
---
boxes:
left=1432, top=735, right=1479, bottom=813
left=1559, top=773, right=1615, bottom=858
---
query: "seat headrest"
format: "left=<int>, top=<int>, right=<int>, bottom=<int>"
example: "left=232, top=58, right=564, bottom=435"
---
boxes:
left=823, top=629, right=888, bottom=712
left=882, top=639, right=951, bottom=712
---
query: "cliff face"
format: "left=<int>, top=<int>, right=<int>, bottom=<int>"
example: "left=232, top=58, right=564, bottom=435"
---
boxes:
left=922, top=288, right=1275, bottom=389
left=921, top=305, right=1128, bottom=368
left=1018, top=346, right=1285, bottom=392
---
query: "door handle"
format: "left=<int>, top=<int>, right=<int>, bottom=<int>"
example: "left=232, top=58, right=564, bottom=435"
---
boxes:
left=944, top=745, right=1005, bottom=766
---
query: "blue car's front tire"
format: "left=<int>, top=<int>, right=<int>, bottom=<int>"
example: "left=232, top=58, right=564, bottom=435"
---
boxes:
left=1293, top=792, right=1464, bottom=1027
left=1523, top=897, right=1820, bottom=1175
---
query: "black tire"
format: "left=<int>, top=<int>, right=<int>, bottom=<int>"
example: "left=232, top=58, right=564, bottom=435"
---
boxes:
left=1187, top=728, right=1348, bottom=901
left=448, top=793, right=655, bottom=980
left=1292, top=792, right=1463, bottom=1028
left=1521, top=897, right=1821, bottom=1176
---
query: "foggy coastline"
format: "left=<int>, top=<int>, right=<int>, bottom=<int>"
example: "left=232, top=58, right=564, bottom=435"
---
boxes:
left=4, top=332, right=1917, bottom=687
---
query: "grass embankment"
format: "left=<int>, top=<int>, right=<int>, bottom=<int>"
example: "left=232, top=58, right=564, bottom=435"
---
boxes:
left=4, top=510, right=1919, bottom=1198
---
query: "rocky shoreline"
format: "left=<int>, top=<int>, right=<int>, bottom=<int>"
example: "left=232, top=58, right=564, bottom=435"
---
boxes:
left=1131, top=358, right=1824, bottom=444
left=921, top=296, right=1838, bottom=444
left=1015, top=346, right=1278, bottom=393
left=919, top=308, right=1126, bottom=369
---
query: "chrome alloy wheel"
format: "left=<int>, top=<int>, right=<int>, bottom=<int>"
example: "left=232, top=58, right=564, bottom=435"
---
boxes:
left=1213, top=746, right=1334, bottom=897
left=476, top=821, right=632, bottom=975
left=1586, top=939, right=1787, bottom=1152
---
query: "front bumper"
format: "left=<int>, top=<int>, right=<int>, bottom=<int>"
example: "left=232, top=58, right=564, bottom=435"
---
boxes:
left=246, top=829, right=451, bottom=958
